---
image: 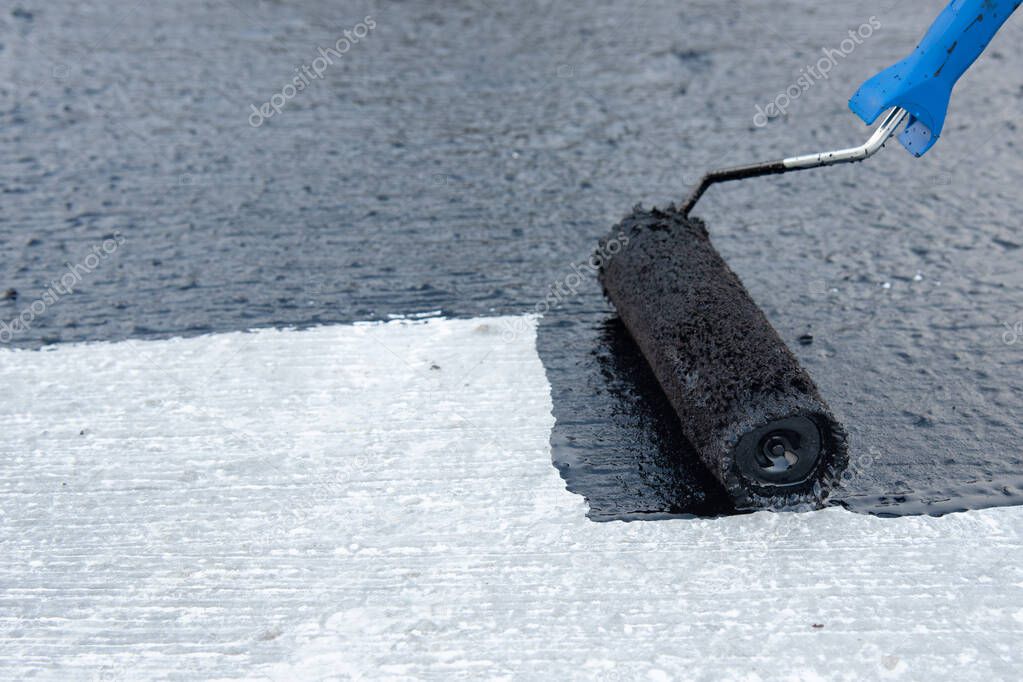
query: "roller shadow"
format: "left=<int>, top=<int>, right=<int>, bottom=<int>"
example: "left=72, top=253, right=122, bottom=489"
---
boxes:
left=538, top=308, right=736, bottom=521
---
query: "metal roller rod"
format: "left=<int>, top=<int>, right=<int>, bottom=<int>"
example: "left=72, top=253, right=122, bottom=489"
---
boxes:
left=681, top=107, right=909, bottom=217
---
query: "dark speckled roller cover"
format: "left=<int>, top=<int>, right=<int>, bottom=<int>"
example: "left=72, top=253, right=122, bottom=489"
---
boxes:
left=598, top=205, right=849, bottom=510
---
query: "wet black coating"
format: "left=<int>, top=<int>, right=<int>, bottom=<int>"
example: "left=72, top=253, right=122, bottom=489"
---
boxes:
left=544, top=314, right=737, bottom=520
left=599, top=205, right=849, bottom=509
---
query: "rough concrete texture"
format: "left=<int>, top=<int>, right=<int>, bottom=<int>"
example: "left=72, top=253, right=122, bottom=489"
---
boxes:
left=1, top=317, right=1021, bottom=680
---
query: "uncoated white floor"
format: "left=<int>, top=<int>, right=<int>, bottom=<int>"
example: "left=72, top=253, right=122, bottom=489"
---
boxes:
left=1, top=316, right=1021, bottom=681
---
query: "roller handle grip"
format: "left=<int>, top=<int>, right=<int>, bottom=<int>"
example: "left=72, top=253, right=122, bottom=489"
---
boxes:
left=850, top=0, right=1020, bottom=156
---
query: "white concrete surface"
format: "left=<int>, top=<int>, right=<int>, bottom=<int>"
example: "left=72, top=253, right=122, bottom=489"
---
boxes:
left=1, top=316, right=1021, bottom=681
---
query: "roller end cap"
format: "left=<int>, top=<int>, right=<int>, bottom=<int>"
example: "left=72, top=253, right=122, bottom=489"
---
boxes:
left=733, top=416, right=824, bottom=488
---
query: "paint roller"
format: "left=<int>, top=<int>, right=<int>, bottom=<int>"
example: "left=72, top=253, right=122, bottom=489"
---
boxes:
left=600, top=0, right=1018, bottom=510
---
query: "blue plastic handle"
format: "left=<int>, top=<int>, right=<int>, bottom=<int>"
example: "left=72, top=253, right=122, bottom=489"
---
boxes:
left=850, top=0, right=1019, bottom=156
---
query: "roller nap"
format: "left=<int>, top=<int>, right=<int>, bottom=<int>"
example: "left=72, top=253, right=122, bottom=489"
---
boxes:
left=598, top=205, right=849, bottom=510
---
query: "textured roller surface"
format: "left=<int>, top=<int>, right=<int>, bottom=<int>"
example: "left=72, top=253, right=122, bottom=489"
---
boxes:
left=600, top=205, right=849, bottom=509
